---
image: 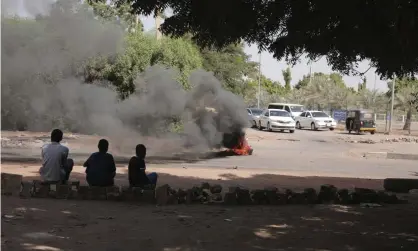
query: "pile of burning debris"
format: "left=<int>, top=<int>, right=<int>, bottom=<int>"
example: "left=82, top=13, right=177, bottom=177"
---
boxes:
left=197, top=107, right=253, bottom=156
left=221, top=131, right=253, bottom=156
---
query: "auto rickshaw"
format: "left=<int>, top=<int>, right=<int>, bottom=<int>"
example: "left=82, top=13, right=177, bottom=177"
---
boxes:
left=345, top=109, right=376, bottom=134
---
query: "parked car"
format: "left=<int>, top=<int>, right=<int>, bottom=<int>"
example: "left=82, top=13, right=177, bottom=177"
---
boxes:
left=267, top=103, right=304, bottom=118
left=247, top=108, right=263, bottom=128
left=295, top=111, right=337, bottom=131
left=257, top=109, right=295, bottom=133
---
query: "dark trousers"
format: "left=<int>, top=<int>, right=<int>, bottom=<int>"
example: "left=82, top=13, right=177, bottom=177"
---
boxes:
left=60, top=158, right=74, bottom=182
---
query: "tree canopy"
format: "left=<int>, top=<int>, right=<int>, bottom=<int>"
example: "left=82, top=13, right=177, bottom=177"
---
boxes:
left=117, top=0, right=418, bottom=79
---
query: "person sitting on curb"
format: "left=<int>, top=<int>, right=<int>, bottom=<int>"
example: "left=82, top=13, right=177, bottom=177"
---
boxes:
left=128, top=144, right=158, bottom=188
left=83, top=139, right=116, bottom=187
left=39, top=129, right=74, bottom=183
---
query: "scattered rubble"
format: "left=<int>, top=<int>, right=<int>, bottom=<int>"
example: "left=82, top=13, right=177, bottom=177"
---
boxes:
left=342, top=137, right=418, bottom=144
left=1, top=173, right=408, bottom=206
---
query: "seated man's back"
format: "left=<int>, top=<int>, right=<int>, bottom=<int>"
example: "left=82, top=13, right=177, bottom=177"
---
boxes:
left=128, top=156, right=150, bottom=187
left=84, top=139, right=116, bottom=187
left=40, top=129, right=72, bottom=182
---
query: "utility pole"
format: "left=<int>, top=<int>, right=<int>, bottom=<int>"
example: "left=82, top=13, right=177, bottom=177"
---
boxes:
left=388, top=75, right=396, bottom=134
left=309, top=61, right=313, bottom=86
left=257, top=52, right=262, bottom=109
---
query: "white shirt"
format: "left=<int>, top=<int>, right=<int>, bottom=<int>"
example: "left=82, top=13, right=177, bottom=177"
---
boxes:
left=40, top=142, right=69, bottom=181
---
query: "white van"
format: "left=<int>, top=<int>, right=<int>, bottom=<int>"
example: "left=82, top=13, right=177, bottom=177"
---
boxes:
left=267, top=103, right=304, bottom=117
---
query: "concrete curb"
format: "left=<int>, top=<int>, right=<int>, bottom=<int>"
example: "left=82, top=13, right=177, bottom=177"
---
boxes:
left=364, top=152, right=418, bottom=161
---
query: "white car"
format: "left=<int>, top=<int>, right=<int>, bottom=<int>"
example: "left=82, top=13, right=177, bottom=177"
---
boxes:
left=257, top=109, right=296, bottom=133
left=295, top=111, right=337, bottom=131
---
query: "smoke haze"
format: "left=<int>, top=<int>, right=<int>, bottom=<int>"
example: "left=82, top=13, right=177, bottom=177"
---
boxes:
left=1, top=0, right=249, bottom=156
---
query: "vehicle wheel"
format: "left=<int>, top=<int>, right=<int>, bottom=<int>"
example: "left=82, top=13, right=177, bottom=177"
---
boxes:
left=258, top=121, right=264, bottom=130
left=329, top=128, right=334, bottom=131
left=311, top=122, right=317, bottom=131
left=370, top=131, right=375, bottom=135
left=296, top=122, right=302, bottom=129
left=289, top=130, right=295, bottom=133
left=267, top=122, right=272, bottom=132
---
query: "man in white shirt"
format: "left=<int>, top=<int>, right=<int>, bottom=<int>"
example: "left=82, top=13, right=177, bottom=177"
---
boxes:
left=39, top=129, right=74, bottom=183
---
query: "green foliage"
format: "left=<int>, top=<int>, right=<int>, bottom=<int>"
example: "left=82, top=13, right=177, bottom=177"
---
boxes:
left=151, top=37, right=203, bottom=89
left=199, top=43, right=258, bottom=94
left=282, top=67, right=292, bottom=92
left=120, top=0, right=418, bottom=79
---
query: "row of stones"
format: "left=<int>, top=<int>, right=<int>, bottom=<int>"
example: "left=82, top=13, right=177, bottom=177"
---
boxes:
left=1, top=173, right=405, bottom=205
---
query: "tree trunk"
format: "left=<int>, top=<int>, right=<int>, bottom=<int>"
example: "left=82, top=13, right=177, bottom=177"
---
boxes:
left=402, top=107, right=412, bottom=130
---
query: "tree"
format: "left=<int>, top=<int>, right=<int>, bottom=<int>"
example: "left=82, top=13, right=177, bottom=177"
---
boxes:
left=199, top=43, right=258, bottom=94
left=387, top=78, right=418, bottom=130
left=150, top=37, right=203, bottom=89
left=282, top=67, right=292, bottom=92
left=119, top=0, right=418, bottom=79
left=355, top=89, right=387, bottom=112
left=89, top=0, right=143, bottom=32
left=394, top=85, right=418, bottom=132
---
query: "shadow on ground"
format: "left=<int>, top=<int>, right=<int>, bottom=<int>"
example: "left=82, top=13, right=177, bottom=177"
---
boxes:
left=2, top=195, right=418, bottom=251
left=4, top=167, right=418, bottom=251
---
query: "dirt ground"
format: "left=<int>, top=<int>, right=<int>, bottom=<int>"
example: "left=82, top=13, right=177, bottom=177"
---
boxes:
left=2, top=196, right=418, bottom=251
left=2, top=129, right=418, bottom=250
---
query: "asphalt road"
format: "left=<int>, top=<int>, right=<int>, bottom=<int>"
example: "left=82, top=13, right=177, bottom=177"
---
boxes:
left=166, top=127, right=418, bottom=179
left=2, top=128, right=418, bottom=179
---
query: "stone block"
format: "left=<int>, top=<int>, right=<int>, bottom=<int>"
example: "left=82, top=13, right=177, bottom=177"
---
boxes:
left=377, top=191, right=400, bottom=204
left=186, top=187, right=203, bottom=204
left=289, top=192, right=307, bottom=204
left=32, top=180, right=50, bottom=198
left=177, top=189, right=187, bottom=204
left=167, top=194, right=179, bottom=205
left=237, top=188, right=253, bottom=205
left=252, top=189, right=267, bottom=204
left=1, top=173, right=23, bottom=196
left=223, top=192, right=238, bottom=205
left=20, top=181, right=33, bottom=198
left=49, top=184, right=71, bottom=199
left=120, top=187, right=147, bottom=202
left=303, top=188, right=318, bottom=204
left=349, top=191, right=361, bottom=204
left=76, top=185, right=90, bottom=200
left=210, top=184, right=222, bottom=194
left=106, top=186, right=121, bottom=201
left=228, top=186, right=239, bottom=193
left=156, top=184, right=170, bottom=206
left=354, top=188, right=379, bottom=203
left=264, top=189, right=286, bottom=205
left=69, top=181, right=80, bottom=190
left=201, top=182, right=211, bottom=190
left=318, top=184, right=338, bottom=203
left=141, top=189, right=156, bottom=204
left=89, top=186, right=107, bottom=200
left=210, top=193, right=223, bottom=202
left=337, top=189, right=350, bottom=204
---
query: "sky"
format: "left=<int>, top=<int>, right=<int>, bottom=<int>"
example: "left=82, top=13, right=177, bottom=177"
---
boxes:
left=5, top=0, right=389, bottom=90
left=140, top=16, right=388, bottom=91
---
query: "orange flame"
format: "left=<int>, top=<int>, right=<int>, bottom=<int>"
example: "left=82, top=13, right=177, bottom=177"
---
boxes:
left=230, top=136, right=253, bottom=155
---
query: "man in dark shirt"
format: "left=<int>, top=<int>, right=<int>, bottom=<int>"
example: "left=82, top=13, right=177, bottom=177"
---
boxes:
left=128, top=144, right=158, bottom=188
left=83, top=139, right=116, bottom=187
